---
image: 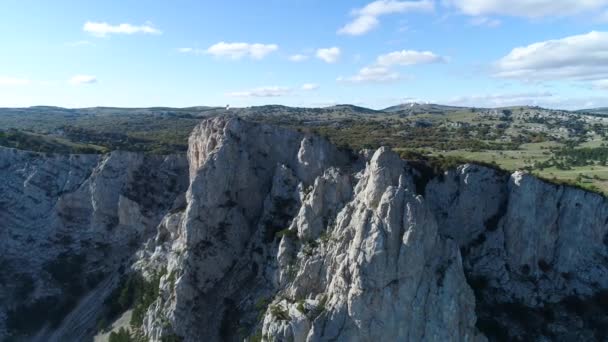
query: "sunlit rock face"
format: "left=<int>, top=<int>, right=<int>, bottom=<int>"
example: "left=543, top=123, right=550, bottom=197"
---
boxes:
left=141, top=117, right=482, bottom=341
left=3, top=116, right=608, bottom=342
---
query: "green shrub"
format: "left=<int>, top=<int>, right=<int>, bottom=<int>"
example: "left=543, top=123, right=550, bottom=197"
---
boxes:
left=296, top=300, right=307, bottom=314
left=275, top=228, right=297, bottom=239
left=109, top=327, right=134, bottom=342
left=269, top=304, right=290, bottom=321
left=130, top=268, right=166, bottom=327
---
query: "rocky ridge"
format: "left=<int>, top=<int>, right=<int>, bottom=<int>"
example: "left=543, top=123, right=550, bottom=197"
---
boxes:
left=2, top=116, right=608, bottom=341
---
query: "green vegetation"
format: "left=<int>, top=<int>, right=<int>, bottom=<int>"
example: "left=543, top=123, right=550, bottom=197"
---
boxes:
left=319, top=231, right=333, bottom=244
left=269, top=304, right=290, bottom=321
left=131, top=269, right=166, bottom=327
left=0, top=107, right=215, bottom=154
left=310, top=295, right=327, bottom=319
left=275, top=228, right=297, bottom=239
left=255, top=297, right=271, bottom=322
left=98, top=268, right=167, bottom=334
left=109, top=327, right=134, bottom=342
left=296, top=300, right=307, bottom=314
left=4, top=104, right=608, bottom=194
left=250, top=332, right=265, bottom=342
left=0, top=129, right=105, bottom=153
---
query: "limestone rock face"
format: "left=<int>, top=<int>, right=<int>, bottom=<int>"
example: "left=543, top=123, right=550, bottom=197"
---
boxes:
left=139, top=117, right=354, bottom=341
left=4, top=116, right=608, bottom=342
left=262, top=148, right=482, bottom=342
left=426, top=166, right=608, bottom=340
left=0, top=148, right=187, bottom=341
left=140, top=120, right=483, bottom=342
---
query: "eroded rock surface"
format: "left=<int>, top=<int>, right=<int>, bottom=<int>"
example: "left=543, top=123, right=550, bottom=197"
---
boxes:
left=3, top=116, right=608, bottom=342
left=135, top=119, right=492, bottom=341
left=0, top=148, right=187, bottom=341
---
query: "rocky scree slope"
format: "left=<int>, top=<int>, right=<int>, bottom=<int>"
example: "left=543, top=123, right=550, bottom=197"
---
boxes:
left=2, top=116, right=608, bottom=341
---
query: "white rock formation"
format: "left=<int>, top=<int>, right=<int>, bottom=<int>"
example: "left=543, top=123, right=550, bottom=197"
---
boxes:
left=4, top=116, right=608, bottom=342
left=137, top=119, right=484, bottom=341
left=262, top=148, right=482, bottom=341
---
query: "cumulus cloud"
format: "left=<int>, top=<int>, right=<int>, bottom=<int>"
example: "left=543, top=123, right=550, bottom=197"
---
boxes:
left=0, top=77, right=31, bottom=86
left=301, top=83, right=319, bottom=91
left=316, top=47, right=341, bottom=63
left=339, top=16, right=380, bottom=36
left=83, top=21, right=161, bottom=37
left=338, top=49, right=444, bottom=84
left=226, top=86, right=291, bottom=97
left=446, top=0, right=608, bottom=18
left=69, top=74, right=97, bottom=85
left=205, top=42, right=278, bottom=60
left=338, top=0, right=434, bottom=36
left=289, top=54, right=309, bottom=62
left=376, top=50, right=446, bottom=66
left=338, top=66, right=401, bottom=83
left=494, top=31, right=608, bottom=82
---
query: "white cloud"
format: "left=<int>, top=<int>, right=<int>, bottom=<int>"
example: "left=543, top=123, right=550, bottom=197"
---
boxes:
left=226, top=84, right=320, bottom=97
left=0, top=77, right=31, bottom=86
left=338, top=66, right=401, bottom=83
left=289, top=54, right=309, bottom=62
left=177, top=47, right=195, bottom=53
left=205, top=42, right=278, bottom=60
left=316, top=47, right=341, bottom=63
left=301, top=83, right=320, bottom=91
left=494, top=31, right=608, bottom=82
left=446, top=91, right=555, bottom=107
left=227, top=86, right=291, bottom=97
left=69, top=74, right=97, bottom=85
left=83, top=21, right=161, bottom=37
left=469, top=17, right=501, bottom=27
left=592, top=79, right=608, bottom=89
left=338, top=0, right=434, bottom=36
left=446, top=0, right=608, bottom=18
left=338, top=49, right=443, bottom=84
left=339, top=16, right=380, bottom=36
left=376, top=50, right=446, bottom=66
left=443, top=91, right=608, bottom=110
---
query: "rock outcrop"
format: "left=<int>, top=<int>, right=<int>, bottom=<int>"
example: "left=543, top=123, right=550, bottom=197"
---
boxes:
left=427, top=166, right=608, bottom=340
left=0, top=148, right=187, bottom=341
left=3, top=116, right=608, bottom=341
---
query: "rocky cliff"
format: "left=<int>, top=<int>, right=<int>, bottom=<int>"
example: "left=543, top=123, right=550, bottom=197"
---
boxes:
left=2, top=116, right=608, bottom=341
left=0, top=148, right=188, bottom=341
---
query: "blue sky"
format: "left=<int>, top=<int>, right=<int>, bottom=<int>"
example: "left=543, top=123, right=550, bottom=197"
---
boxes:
left=2, top=0, right=608, bottom=109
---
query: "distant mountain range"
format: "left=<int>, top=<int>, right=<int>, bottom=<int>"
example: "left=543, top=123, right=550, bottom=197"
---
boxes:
left=3, top=102, right=603, bottom=115
left=576, top=107, right=608, bottom=115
